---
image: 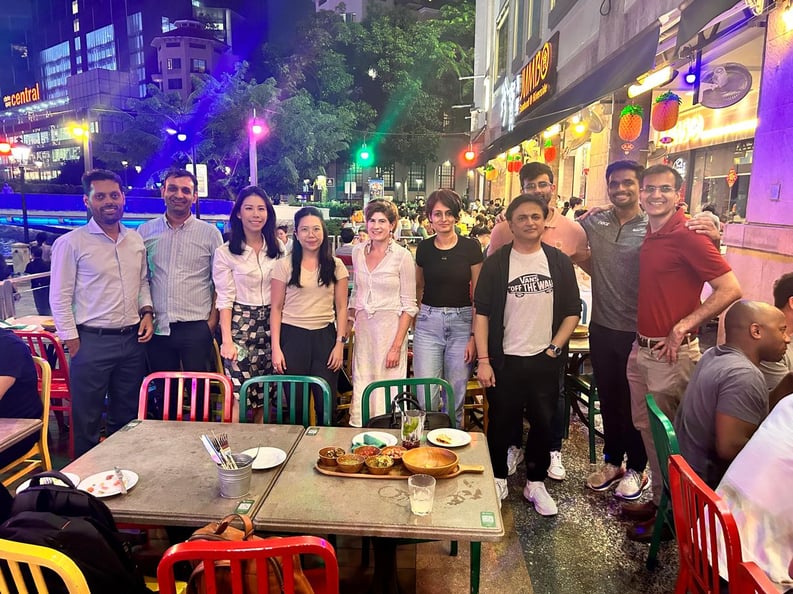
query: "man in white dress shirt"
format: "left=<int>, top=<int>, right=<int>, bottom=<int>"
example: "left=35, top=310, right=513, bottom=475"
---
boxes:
left=50, top=169, right=154, bottom=456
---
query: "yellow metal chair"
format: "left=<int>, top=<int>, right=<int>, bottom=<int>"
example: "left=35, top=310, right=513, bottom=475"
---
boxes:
left=0, top=537, right=90, bottom=593
left=1, top=357, right=52, bottom=488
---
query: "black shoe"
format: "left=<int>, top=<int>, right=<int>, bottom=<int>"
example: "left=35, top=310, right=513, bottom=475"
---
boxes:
left=626, top=515, right=673, bottom=543
left=621, top=500, right=657, bottom=522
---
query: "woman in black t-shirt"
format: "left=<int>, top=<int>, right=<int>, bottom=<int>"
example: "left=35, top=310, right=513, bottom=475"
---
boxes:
left=414, top=189, right=483, bottom=428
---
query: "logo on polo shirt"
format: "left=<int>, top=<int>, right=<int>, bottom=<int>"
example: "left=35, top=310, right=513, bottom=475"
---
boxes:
left=507, top=273, right=553, bottom=297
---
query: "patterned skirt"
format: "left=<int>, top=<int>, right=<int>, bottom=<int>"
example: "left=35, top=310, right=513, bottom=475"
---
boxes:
left=224, top=302, right=272, bottom=410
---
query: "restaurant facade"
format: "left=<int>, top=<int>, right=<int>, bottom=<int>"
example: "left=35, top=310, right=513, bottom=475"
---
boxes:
left=471, top=0, right=793, bottom=305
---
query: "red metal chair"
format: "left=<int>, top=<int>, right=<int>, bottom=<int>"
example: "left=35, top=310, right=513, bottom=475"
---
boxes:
left=668, top=454, right=743, bottom=593
left=156, top=536, right=339, bottom=594
left=733, top=561, right=780, bottom=594
left=13, top=330, right=74, bottom=459
left=138, top=371, right=234, bottom=422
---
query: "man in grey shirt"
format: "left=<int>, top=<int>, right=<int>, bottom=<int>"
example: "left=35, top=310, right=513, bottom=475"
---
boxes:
left=138, top=168, right=223, bottom=417
left=675, top=300, right=790, bottom=488
left=759, top=272, right=793, bottom=390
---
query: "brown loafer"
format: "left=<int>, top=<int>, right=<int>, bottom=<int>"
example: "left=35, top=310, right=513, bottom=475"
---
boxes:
left=621, top=500, right=657, bottom=522
left=626, top=515, right=673, bottom=543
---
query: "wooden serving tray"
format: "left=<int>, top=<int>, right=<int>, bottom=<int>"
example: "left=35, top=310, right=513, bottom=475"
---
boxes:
left=314, top=463, right=484, bottom=480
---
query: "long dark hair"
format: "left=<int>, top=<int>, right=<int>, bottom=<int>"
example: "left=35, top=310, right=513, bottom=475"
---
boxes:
left=227, top=186, right=280, bottom=258
left=289, top=206, right=336, bottom=287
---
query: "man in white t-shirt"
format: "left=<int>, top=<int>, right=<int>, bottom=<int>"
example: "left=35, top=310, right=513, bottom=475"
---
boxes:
left=474, top=194, right=580, bottom=515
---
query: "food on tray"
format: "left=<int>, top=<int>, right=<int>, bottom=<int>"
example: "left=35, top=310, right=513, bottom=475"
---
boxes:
left=367, top=455, right=392, bottom=468
left=335, top=454, right=365, bottom=473
left=380, top=446, right=407, bottom=461
left=323, top=447, right=345, bottom=459
left=351, top=445, right=381, bottom=458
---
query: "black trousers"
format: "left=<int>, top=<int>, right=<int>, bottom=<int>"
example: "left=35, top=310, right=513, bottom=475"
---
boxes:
left=146, top=321, right=214, bottom=419
left=487, top=353, right=562, bottom=481
left=589, top=322, right=647, bottom=471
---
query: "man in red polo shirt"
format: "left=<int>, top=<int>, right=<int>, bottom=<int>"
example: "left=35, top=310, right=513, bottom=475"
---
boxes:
left=622, top=164, right=742, bottom=541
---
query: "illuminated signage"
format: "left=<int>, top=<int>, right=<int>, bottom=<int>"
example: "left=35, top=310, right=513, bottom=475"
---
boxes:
left=3, top=83, right=42, bottom=109
left=518, top=32, right=559, bottom=116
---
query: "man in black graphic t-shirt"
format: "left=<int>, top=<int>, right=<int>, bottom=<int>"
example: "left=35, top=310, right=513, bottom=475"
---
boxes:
left=474, top=194, right=580, bottom=516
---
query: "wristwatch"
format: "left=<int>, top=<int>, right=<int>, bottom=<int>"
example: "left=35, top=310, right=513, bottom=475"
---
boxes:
left=547, top=343, right=562, bottom=357
left=139, top=308, right=154, bottom=320
left=337, top=336, right=349, bottom=344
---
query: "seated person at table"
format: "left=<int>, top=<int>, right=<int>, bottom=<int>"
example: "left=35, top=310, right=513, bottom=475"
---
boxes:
left=675, top=300, right=791, bottom=488
left=0, top=329, right=42, bottom=468
left=716, top=393, right=793, bottom=586
left=759, top=272, right=793, bottom=390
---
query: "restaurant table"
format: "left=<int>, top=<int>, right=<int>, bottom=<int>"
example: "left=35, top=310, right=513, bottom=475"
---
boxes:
left=63, top=420, right=303, bottom=526
left=254, top=426, right=504, bottom=594
left=0, top=418, right=42, bottom=454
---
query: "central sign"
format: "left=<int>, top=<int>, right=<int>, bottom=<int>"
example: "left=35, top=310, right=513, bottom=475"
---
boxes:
left=3, top=83, right=42, bottom=109
left=518, top=32, right=559, bottom=116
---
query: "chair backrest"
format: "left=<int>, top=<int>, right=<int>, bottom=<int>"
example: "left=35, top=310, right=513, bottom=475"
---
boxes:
left=1, top=357, right=52, bottom=487
left=211, top=339, right=224, bottom=375
left=646, top=393, right=680, bottom=492
left=138, top=371, right=234, bottom=422
left=361, top=377, right=456, bottom=429
left=668, top=454, right=743, bottom=592
left=733, top=561, right=779, bottom=594
left=239, top=375, right=333, bottom=426
left=156, top=535, right=339, bottom=594
left=12, top=330, right=70, bottom=385
left=0, top=537, right=90, bottom=594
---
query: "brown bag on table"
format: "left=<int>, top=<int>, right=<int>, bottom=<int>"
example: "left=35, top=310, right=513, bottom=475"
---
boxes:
left=185, top=513, right=314, bottom=594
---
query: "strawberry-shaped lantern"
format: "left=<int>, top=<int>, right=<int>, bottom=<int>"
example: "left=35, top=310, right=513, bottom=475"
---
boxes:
left=543, top=139, right=557, bottom=163
left=651, top=91, right=682, bottom=132
left=507, top=154, right=522, bottom=173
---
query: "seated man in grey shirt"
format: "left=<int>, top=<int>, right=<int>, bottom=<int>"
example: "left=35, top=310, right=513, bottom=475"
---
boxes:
left=759, top=272, right=793, bottom=390
left=675, top=300, right=791, bottom=488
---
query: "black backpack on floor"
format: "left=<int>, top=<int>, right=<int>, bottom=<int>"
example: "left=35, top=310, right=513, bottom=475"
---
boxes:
left=0, top=471, right=151, bottom=594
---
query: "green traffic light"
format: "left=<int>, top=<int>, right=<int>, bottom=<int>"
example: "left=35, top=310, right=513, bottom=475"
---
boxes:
left=356, top=144, right=374, bottom=166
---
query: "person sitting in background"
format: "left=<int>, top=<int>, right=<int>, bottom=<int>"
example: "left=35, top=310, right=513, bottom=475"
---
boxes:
left=565, top=197, right=583, bottom=219
left=0, top=329, right=42, bottom=468
left=354, top=229, right=369, bottom=245
left=760, top=272, right=793, bottom=391
left=334, top=227, right=355, bottom=260
left=24, top=246, right=51, bottom=316
left=675, top=300, right=791, bottom=489
left=276, top=224, right=293, bottom=254
left=469, top=225, right=491, bottom=257
left=33, top=232, right=51, bottom=263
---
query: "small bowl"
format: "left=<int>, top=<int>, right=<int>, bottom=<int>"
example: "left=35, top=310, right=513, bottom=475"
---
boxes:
left=402, top=446, right=458, bottom=477
left=318, top=446, right=345, bottom=467
left=335, top=454, right=365, bottom=473
left=351, top=444, right=381, bottom=458
left=380, top=445, right=407, bottom=464
left=365, top=454, right=395, bottom=475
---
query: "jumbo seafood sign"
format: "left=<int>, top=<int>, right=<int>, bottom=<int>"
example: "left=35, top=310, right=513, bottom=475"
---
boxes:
left=518, top=32, right=559, bottom=115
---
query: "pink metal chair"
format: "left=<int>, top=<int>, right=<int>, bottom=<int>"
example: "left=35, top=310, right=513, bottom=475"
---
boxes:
left=156, top=535, right=339, bottom=594
left=13, top=330, right=74, bottom=459
left=138, top=371, right=233, bottom=422
left=668, top=454, right=743, bottom=593
left=733, top=561, right=780, bottom=594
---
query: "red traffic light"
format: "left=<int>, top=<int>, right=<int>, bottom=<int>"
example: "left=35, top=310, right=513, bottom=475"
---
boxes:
left=0, top=141, right=11, bottom=155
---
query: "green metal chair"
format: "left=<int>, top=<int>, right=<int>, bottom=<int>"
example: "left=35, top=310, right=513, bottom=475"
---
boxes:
left=645, top=392, right=680, bottom=570
left=239, top=375, right=333, bottom=426
left=564, top=372, right=601, bottom=463
left=361, top=377, right=457, bottom=429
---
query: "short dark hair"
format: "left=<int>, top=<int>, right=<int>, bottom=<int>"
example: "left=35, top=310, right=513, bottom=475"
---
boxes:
left=773, top=272, right=793, bottom=309
left=640, top=164, right=684, bottom=191
left=519, top=162, right=554, bottom=186
left=569, top=197, right=583, bottom=208
left=606, top=160, right=643, bottom=183
left=162, top=167, right=198, bottom=192
left=425, top=189, right=462, bottom=220
left=277, top=224, right=289, bottom=233
left=506, top=194, right=549, bottom=220
left=340, top=227, right=355, bottom=243
left=365, top=199, right=398, bottom=224
left=31, top=245, right=43, bottom=258
left=82, top=169, right=123, bottom=195
left=469, top=225, right=491, bottom=238
left=35, top=232, right=48, bottom=245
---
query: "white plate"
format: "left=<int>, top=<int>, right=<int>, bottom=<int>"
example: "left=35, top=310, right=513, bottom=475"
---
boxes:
left=351, top=431, right=398, bottom=448
left=427, top=428, right=472, bottom=448
left=16, top=473, right=81, bottom=495
left=241, top=447, right=287, bottom=470
left=77, top=470, right=138, bottom=498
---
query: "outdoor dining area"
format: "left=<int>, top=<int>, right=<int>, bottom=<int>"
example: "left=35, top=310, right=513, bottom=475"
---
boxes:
left=0, top=317, right=786, bottom=594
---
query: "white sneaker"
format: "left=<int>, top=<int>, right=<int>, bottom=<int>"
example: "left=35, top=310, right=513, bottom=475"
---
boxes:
left=547, top=451, right=566, bottom=481
left=495, top=478, right=508, bottom=508
left=523, top=481, right=558, bottom=516
left=614, top=469, right=650, bottom=501
left=586, top=463, right=625, bottom=491
left=506, top=446, right=524, bottom=476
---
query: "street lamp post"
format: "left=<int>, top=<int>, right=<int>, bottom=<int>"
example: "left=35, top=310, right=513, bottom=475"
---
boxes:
left=167, top=127, right=201, bottom=218
left=71, top=124, right=92, bottom=173
left=121, top=160, right=129, bottom=188
left=11, top=141, right=32, bottom=244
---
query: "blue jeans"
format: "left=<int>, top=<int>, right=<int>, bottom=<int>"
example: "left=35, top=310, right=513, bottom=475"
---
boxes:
left=412, top=304, right=472, bottom=429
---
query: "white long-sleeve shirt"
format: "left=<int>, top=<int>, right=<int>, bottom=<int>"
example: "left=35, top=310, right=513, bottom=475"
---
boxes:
left=213, top=242, right=282, bottom=310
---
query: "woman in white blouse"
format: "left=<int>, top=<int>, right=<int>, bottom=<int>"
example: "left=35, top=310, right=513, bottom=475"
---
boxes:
left=212, top=186, right=282, bottom=421
left=348, top=200, right=417, bottom=427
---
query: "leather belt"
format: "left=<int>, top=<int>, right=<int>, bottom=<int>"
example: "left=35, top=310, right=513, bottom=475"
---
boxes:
left=637, top=334, right=693, bottom=349
left=77, top=324, right=138, bottom=336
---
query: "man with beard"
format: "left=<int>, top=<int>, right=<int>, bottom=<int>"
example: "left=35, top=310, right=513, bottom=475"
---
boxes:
left=50, top=169, right=154, bottom=456
left=138, top=169, right=222, bottom=418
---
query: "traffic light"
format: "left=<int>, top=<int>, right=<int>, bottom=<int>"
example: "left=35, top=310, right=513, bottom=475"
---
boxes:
left=356, top=143, right=374, bottom=167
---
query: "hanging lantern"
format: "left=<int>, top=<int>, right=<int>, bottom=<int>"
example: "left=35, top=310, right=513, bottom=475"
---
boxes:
left=484, top=164, right=498, bottom=181
left=651, top=91, right=682, bottom=132
left=543, top=139, right=557, bottom=163
left=618, top=105, right=644, bottom=143
left=507, top=154, right=522, bottom=173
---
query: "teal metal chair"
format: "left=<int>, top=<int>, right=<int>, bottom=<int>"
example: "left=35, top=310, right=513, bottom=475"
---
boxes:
left=239, top=375, right=333, bottom=426
left=361, top=377, right=456, bottom=429
left=645, top=392, right=680, bottom=570
left=563, top=372, right=601, bottom=463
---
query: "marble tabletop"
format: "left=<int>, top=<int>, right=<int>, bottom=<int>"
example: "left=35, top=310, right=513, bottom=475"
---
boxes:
left=0, top=418, right=42, bottom=453
left=64, top=420, right=303, bottom=526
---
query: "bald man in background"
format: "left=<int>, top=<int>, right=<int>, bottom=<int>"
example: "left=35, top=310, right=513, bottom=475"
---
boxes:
left=675, top=300, right=792, bottom=489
